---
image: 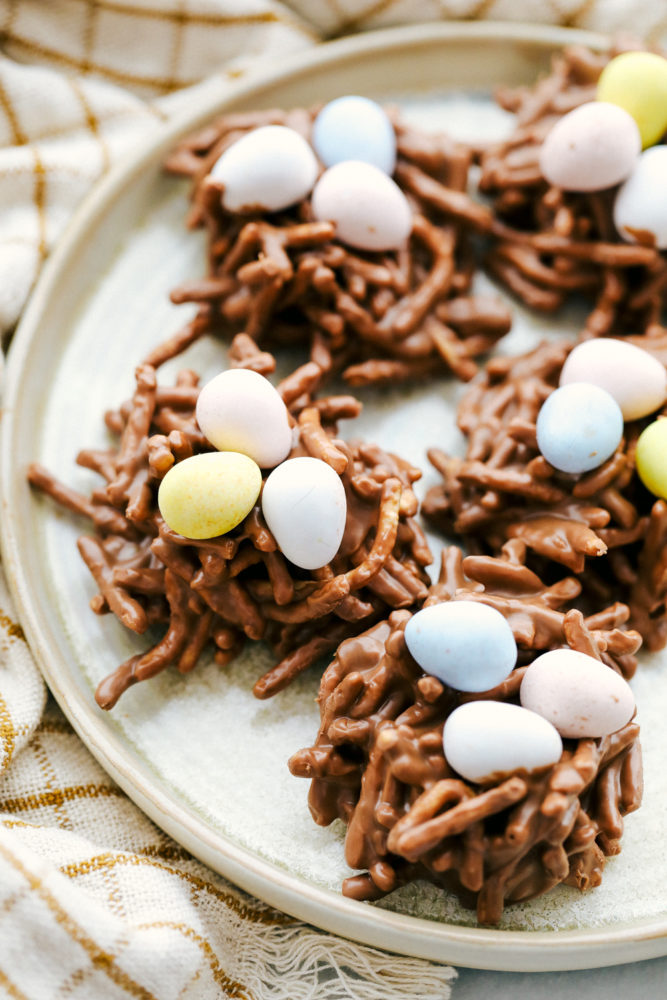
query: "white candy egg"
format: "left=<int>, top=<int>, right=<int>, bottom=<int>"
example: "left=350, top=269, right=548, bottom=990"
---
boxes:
left=196, top=368, right=292, bottom=469
left=261, top=457, right=347, bottom=570
left=614, top=146, right=667, bottom=251
left=404, top=601, right=517, bottom=692
left=560, top=339, right=667, bottom=420
left=312, top=96, right=397, bottom=174
left=539, top=102, right=641, bottom=192
left=311, top=161, right=412, bottom=251
left=520, top=649, right=635, bottom=738
left=443, top=701, right=563, bottom=784
left=209, top=125, right=318, bottom=213
left=536, top=382, right=624, bottom=475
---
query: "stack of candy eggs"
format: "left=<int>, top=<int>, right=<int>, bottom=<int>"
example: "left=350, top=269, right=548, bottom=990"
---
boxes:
left=404, top=599, right=636, bottom=784
left=207, top=95, right=412, bottom=252
left=539, top=50, right=667, bottom=250
left=157, top=368, right=347, bottom=571
left=535, top=338, right=667, bottom=497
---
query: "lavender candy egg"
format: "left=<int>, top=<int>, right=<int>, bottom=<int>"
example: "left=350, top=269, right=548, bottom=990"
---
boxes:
left=261, top=457, right=347, bottom=570
left=536, top=382, right=624, bottom=475
left=539, top=102, right=641, bottom=192
left=209, top=125, right=318, bottom=213
left=312, top=96, right=397, bottom=174
left=614, top=146, right=667, bottom=251
left=404, top=601, right=517, bottom=692
left=196, top=368, right=293, bottom=469
left=560, top=339, right=667, bottom=421
left=520, top=649, right=635, bottom=738
left=443, top=702, right=563, bottom=784
left=311, top=161, right=412, bottom=252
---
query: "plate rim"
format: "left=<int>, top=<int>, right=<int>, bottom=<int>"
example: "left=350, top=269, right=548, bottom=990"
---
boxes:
left=3, top=20, right=666, bottom=972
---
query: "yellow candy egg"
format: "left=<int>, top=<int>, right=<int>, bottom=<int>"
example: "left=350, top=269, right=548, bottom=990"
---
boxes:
left=158, top=452, right=261, bottom=539
left=597, top=51, right=667, bottom=148
left=636, top=418, right=667, bottom=499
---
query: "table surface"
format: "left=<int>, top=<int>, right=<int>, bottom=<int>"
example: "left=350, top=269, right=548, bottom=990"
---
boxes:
left=455, top=954, right=667, bottom=998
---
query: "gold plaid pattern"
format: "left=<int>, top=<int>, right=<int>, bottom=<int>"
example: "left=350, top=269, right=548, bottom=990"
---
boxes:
left=0, top=0, right=666, bottom=334
left=0, top=605, right=456, bottom=998
left=0, top=0, right=317, bottom=336
left=284, top=0, right=667, bottom=38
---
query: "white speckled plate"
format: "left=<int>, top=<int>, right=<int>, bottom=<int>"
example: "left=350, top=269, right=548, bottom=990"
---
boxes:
left=2, top=22, right=667, bottom=971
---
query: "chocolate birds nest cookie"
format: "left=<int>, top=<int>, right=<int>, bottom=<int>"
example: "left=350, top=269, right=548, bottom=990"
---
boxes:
left=481, top=43, right=666, bottom=334
left=29, top=336, right=432, bottom=709
left=162, top=105, right=512, bottom=387
left=289, top=544, right=642, bottom=924
left=423, top=335, right=667, bottom=652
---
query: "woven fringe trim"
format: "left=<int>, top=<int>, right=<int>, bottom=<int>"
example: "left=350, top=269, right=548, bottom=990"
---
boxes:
left=232, top=921, right=456, bottom=999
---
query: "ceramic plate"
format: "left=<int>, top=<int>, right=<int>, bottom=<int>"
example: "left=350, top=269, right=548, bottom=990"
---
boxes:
left=3, top=22, right=667, bottom=971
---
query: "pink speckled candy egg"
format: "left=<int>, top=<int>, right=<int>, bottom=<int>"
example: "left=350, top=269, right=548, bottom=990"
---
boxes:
left=539, top=102, right=641, bottom=192
left=311, top=160, right=412, bottom=251
left=560, top=338, right=667, bottom=420
left=520, top=649, right=635, bottom=739
left=196, top=368, right=293, bottom=469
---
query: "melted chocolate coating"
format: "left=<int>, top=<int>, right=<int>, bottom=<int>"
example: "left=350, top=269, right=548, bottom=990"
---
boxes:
left=29, top=340, right=432, bottom=708
left=162, top=106, right=512, bottom=386
left=480, top=43, right=666, bottom=336
left=26, top=56, right=663, bottom=923
left=290, top=544, right=643, bottom=924
left=423, top=339, right=667, bottom=654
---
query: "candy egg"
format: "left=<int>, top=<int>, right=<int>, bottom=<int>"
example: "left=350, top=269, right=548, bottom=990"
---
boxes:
left=539, top=102, right=640, bottom=191
left=520, top=649, right=635, bottom=738
left=636, top=418, right=667, bottom=498
left=443, top=701, right=563, bottom=784
left=209, top=125, right=318, bottom=213
left=196, top=368, right=293, bottom=469
left=158, top=452, right=261, bottom=540
left=597, top=51, right=667, bottom=149
left=404, top=601, right=517, bottom=692
left=536, top=382, right=624, bottom=475
left=311, top=161, right=412, bottom=251
left=312, top=96, right=397, bottom=174
left=560, top=339, right=667, bottom=420
left=613, top=146, right=667, bottom=250
left=261, top=457, right=346, bottom=570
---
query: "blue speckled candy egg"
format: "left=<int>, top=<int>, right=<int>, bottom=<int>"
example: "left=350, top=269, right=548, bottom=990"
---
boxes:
left=312, top=96, right=397, bottom=174
left=536, top=382, right=624, bottom=475
left=404, top=600, right=517, bottom=693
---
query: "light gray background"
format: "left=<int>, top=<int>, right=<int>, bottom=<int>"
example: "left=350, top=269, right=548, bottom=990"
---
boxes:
left=454, top=955, right=667, bottom=997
